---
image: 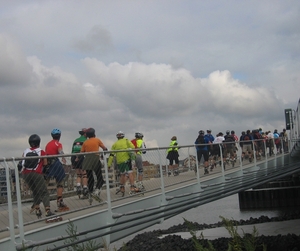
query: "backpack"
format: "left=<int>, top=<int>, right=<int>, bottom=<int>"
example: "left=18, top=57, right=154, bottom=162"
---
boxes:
left=243, top=135, right=250, bottom=141
left=131, top=139, right=137, bottom=149
left=224, top=135, right=235, bottom=146
left=254, top=133, right=262, bottom=140
left=131, top=139, right=140, bottom=153
left=196, top=135, right=205, bottom=145
left=24, top=150, right=40, bottom=169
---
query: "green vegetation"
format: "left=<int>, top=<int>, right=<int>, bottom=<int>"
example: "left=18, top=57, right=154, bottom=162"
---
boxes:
left=183, top=216, right=267, bottom=251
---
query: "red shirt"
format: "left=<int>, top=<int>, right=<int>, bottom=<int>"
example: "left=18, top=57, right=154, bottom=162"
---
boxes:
left=22, top=147, right=45, bottom=175
left=45, top=139, right=63, bottom=155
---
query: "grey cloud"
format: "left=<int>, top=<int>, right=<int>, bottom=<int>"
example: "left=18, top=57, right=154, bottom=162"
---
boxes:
left=0, top=34, right=32, bottom=87
left=72, top=25, right=114, bottom=54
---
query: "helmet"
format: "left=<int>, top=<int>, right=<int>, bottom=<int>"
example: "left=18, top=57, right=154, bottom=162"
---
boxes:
left=79, top=128, right=87, bottom=135
left=231, top=130, right=235, bottom=134
left=28, top=134, right=41, bottom=147
left=207, top=129, right=212, bottom=133
left=86, top=128, right=96, bottom=138
left=199, top=130, right=204, bottom=135
left=116, top=131, right=125, bottom=138
left=135, top=132, right=143, bottom=138
left=51, top=128, right=61, bottom=135
left=226, top=130, right=230, bottom=135
left=171, top=136, right=177, bottom=140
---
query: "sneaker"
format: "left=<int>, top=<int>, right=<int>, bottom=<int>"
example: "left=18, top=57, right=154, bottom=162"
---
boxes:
left=82, top=187, right=89, bottom=197
left=91, top=188, right=102, bottom=202
left=93, top=188, right=101, bottom=197
left=130, top=185, right=140, bottom=193
left=35, top=208, right=42, bottom=218
left=30, top=205, right=35, bottom=214
left=137, top=182, right=145, bottom=190
left=56, top=198, right=69, bottom=212
left=76, top=185, right=81, bottom=195
left=45, top=209, right=55, bottom=217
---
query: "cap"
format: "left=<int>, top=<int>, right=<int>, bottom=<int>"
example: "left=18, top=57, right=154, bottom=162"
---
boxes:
left=79, top=128, right=87, bottom=135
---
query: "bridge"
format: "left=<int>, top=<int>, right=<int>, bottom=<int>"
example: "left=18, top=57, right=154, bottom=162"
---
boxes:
left=0, top=100, right=299, bottom=250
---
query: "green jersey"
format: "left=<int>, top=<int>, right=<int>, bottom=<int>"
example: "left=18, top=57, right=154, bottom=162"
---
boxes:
left=71, top=135, right=87, bottom=153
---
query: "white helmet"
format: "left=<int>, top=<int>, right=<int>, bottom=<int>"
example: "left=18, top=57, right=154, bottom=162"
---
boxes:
left=116, top=131, right=125, bottom=138
left=135, top=132, right=144, bottom=138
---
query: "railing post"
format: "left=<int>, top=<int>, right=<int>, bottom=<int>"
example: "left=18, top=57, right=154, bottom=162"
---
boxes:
left=103, top=153, right=112, bottom=214
left=219, top=144, right=225, bottom=177
left=187, top=147, right=191, bottom=171
left=102, top=152, right=113, bottom=246
left=3, top=158, right=16, bottom=245
left=194, top=145, right=201, bottom=185
left=157, top=148, right=167, bottom=202
left=12, top=158, right=25, bottom=243
left=252, top=140, right=257, bottom=166
left=272, top=138, right=277, bottom=168
left=264, top=139, right=268, bottom=165
left=238, top=144, right=243, bottom=171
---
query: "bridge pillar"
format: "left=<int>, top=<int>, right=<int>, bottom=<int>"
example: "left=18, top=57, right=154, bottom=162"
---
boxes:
left=238, top=173, right=300, bottom=209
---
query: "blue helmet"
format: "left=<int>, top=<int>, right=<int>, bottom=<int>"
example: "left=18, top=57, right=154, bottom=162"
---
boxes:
left=51, top=128, right=61, bottom=135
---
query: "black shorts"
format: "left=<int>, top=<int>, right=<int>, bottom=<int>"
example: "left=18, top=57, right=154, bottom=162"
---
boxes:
left=71, top=155, right=84, bottom=169
left=197, top=150, right=209, bottom=162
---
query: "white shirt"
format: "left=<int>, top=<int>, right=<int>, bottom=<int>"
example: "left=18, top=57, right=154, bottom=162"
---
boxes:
left=213, top=136, right=225, bottom=144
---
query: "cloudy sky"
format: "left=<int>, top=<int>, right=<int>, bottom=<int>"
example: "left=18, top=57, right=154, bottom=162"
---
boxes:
left=0, top=0, right=299, bottom=157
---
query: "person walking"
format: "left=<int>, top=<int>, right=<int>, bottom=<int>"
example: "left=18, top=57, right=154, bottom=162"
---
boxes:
left=266, top=130, right=274, bottom=156
left=45, top=128, right=69, bottom=212
left=131, top=132, right=146, bottom=190
left=223, top=130, right=236, bottom=165
left=166, top=136, right=180, bottom=176
left=21, top=134, right=55, bottom=218
left=240, top=130, right=254, bottom=162
left=108, top=131, right=138, bottom=196
left=273, top=129, right=281, bottom=153
left=71, top=128, right=88, bottom=198
left=195, top=130, right=210, bottom=174
left=213, top=132, right=225, bottom=167
left=80, top=128, right=108, bottom=201
left=281, top=128, right=289, bottom=153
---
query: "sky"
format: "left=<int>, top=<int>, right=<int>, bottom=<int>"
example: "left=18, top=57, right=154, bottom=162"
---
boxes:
left=0, top=0, right=299, bottom=157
